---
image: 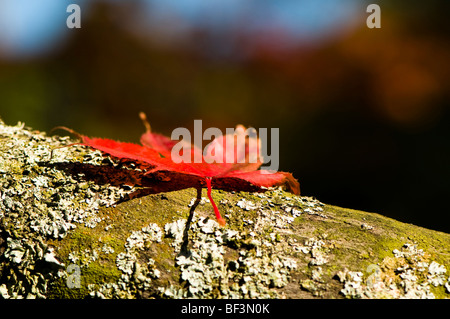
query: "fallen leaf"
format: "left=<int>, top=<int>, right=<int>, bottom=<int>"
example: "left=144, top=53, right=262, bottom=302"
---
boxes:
left=54, top=113, right=300, bottom=226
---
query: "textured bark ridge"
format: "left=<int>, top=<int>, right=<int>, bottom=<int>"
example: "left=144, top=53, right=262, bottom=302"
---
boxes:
left=0, top=119, right=449, bottom=299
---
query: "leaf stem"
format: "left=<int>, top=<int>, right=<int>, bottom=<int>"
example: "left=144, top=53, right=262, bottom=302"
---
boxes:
left=205, top=177, right=226, bottom=226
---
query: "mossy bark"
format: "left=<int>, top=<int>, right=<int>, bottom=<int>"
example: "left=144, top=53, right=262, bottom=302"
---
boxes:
left=0, top=119, right=449, bottom=299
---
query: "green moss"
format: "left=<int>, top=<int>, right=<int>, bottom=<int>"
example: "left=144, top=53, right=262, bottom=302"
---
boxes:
left=431, top=285, right=449, bottom=299
left=46, top=226, right=124, bottom=298
left=47, top=278, right=89, bottom=299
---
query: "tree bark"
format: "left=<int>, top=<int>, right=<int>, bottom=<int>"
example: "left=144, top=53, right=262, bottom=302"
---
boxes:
left=0, top=119, right=449, bottom=299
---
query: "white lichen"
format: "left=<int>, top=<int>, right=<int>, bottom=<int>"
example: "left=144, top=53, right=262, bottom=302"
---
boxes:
left=158, top=214, right=298, bottom=299
left=91, top=223, right=164, bottom=298
left=0, top=120, right=137, bottom=298
left=236, top=198, right=257, bottom=211
left=340, top=243, right=449, bottom=299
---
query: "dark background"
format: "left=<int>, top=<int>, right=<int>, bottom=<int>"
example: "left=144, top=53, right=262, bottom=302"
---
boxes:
left=1, top=1, right=449, bottom=233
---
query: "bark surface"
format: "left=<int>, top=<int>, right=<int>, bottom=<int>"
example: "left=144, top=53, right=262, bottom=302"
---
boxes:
left=0, top=119, right=449, bottom=299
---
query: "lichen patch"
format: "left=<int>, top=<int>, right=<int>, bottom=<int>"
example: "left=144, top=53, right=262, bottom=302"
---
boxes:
left=339, top=243, right=450, bottom=299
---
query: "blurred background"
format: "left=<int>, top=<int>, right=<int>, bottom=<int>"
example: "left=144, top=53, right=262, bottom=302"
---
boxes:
left=1, top=0, right=449, bottom=233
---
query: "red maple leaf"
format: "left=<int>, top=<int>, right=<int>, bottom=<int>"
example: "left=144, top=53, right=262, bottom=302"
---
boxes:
left=55, top=113, right=299, bottom=226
